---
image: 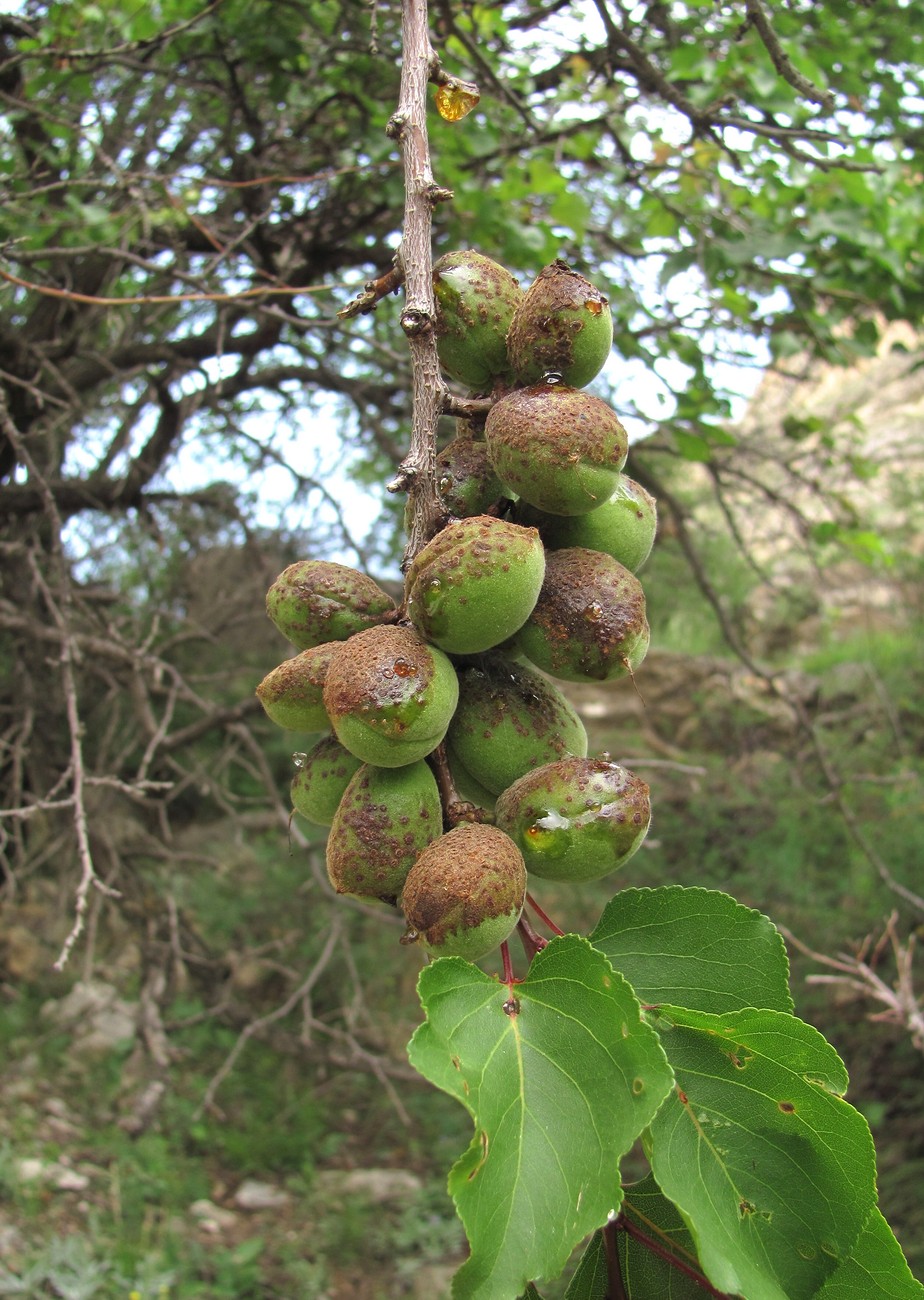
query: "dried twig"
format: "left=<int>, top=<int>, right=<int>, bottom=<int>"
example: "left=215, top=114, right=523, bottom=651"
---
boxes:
left=196, top=918, right=345, bottom=1119
left=782, top=914, right=924, bottom=1053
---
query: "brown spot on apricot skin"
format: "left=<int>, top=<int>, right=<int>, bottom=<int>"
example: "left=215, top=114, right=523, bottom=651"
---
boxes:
left=322, top=626, right=437, bottom=731
left=516, top=547, right=648, bottom=682
left=400, top=824, right=526, bottom=952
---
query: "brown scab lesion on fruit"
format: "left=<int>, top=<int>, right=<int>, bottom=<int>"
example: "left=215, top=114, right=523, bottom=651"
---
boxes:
left=506, top=260, right=613, bottom=389
left=400, top=824, right=526, bottom=955
left=324, top=626, right=435, bottom=720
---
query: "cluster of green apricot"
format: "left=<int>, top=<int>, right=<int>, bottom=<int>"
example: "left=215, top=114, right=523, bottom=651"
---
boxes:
left=256, top=251, right=657, bottom=964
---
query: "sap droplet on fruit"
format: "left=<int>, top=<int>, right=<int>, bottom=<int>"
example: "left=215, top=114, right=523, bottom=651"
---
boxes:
left=584, top=601, right=604, bottom=623
left=393, top=658, right=417, bottom=678
left=438, top=475, right=452, bottom=494
left=542, top=371, right=564, bottom=385
left=292, top=752, right=308, bottom=768
left=585, top=298, right=603, bottom=315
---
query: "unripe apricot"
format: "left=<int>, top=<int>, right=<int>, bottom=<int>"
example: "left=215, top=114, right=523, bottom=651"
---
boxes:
left=405, top=516, right=545, bottom=655
left=266, top=560, right=396, bottom=651
left=323, top=625, right=459, bottom=768
left=520, top=474, right=658, bottom=573
left=447, top=753, right=497, bottom=812
left=506, top=259, right=613, bottom=389
left=401, top=824, right=527, bottom=961
left=290, top=736, right=363, bottom=826
left=447, top=656, right=587, bottom=796
left=256, top=642, right=337, bottom=732
left=326, top=761, right=443, bottom=904
left=433, top=250, right=523, bottom=391
left=495, top=757, right=650, bottom=882
left=515, top=547, right=649, bottom=683
left=485, top=382, right=628, bottom=516
left=435, top=437, right=505, bottom=519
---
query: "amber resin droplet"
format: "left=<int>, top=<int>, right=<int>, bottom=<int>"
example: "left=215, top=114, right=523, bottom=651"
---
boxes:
left=436, top=82, right=480, bottom=122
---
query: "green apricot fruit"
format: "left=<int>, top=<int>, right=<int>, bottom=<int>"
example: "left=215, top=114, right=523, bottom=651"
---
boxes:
left=494, top=756, right=650, bottom=882
left=323, top=625, right=459, bottom=768
left=290, top=736, right=364, bottom=827
left=266, top=560, right=396, bottom=651
left=485, top=381, right=628, bottom=516
left=506, top=259, right=613, bottom=389
left=520, top=474, right=658, bottom=573
left=447, top=656, right=587, bottom=796
left=447, top=752, right=497, bottom=811
left=405, top=516, right=545, bottom=655
left=256, top=642, right=337, bottom=731
left=326, top=761, right=443, bottom=905
left=435, top=437, right=505, bottom=519
left=433, top=250, right=523, bottom=391
left=400, top=824, right=527, bottom=961
left=514, top=547, right=649, bottom=682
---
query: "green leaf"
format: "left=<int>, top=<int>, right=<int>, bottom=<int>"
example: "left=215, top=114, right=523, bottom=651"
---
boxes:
left=589, top=886, right=793, bottom=1015
left=648, top=1005, right=878, bottom=1300
left=672, top=428, right=713, bottom=462
left=815, top=1206, right=924, bottom=1298
left=619, top=1174, right=711, bottom=1298
left=564, top=1231, right=609, bottom=1299
left=407, top=935, right=674, bottom=1300
left=549, top=189, right=590, bottom=239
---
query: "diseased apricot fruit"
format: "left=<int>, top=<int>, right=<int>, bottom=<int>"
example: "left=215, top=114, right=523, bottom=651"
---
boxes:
left=326, top=761, right=443, bottom=904
left=323, top=625, right=459, bottom=768
left=290, top=735, right=363, bottom=827
left=506, top=259, right=613, bottom=389
left=435, top=436, right=505, bottom=519
left=405, top=515, right=545, bottom=655
left=266, top=560, right=396, bottom=651
left=433, top=250, right=523, bottom=391
left=256, top=642, right=337, bottom=732
left=514, top=547, right=649, bottom=682
left=485, top=382, right=628, bottom=516
left=400, top=824, right=526, bottom=961
left=519, top=474, right=657, bottom=573
left=447, top=656, right=587, bottom=796
left=494, top=756, right=650, bottom=882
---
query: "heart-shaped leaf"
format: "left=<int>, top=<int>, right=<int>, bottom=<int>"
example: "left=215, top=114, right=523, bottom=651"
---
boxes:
left=590, top=886, right=793, bottom=1015
left=815, top=1206, right=924, bottom=1298
left=648, top=1004, right=877, bottom=1300
left=408, top=935, right=674, bottom=1300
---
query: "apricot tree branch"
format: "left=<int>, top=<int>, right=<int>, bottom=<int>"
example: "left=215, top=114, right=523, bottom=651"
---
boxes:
left=743, top=0, right=835, bottom=113
left=385, top=0, right=451, bottom=565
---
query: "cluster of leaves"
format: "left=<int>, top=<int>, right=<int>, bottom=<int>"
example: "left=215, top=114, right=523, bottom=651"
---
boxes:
left=410, top=886, right=923, bottom=1298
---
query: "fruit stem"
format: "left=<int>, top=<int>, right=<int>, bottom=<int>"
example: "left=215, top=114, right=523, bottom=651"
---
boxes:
left=517, top=911, right=548, bottom=963
left=428, top=743, right=490, bottom=827
left=501, top=940, right=516, bottom=985
left=525, top=892, right=564, bottom=936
